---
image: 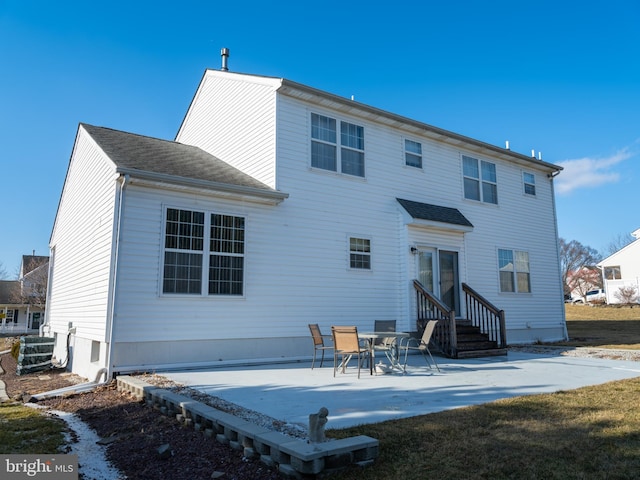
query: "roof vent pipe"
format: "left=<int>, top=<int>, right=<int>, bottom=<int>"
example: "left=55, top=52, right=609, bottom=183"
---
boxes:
left=221, top=48, right=230, bottom=71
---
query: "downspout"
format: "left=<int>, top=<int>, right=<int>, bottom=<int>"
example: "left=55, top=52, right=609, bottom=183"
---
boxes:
left=41, top=250, right=54, bottom=337
left=549, top=170, right=569, bottom=340
left=104, top=174, right=129, bottom=380
left=32, top=368, right=109, bottom=401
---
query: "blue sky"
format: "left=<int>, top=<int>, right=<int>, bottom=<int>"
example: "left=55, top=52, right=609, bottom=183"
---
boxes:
left=1, top=0, right=639, bottom=276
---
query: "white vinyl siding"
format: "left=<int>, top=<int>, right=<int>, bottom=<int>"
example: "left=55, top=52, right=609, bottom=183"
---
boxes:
left=47, top=126, right=117, bottom=341
left=176, top=73, right=279, bottom=188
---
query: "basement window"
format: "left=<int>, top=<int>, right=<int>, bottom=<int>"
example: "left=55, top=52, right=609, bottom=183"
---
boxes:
left=90, top=341, right=100, bottom=363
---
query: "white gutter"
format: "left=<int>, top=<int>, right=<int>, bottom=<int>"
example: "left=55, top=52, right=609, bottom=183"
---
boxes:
left=116, top=167, right=288, bottom=204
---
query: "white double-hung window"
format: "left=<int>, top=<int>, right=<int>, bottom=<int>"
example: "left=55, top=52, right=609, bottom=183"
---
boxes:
left=349, top=237, right=371, bottom=270
left=463, top=155, right=498, bottom=204
left=311, top=113, right=365, bottom=177
left=498, top=248, right=531, bottom=293
left=523, top=172, right=536, bottom=196
left=163, top=208, right=245, bottom=296
left=405, top=139, right=423, bottom=168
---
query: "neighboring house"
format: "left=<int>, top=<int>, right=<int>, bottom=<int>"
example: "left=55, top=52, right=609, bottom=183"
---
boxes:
left=598, top=228, right=640, bottom=304
left=0, top=255, right=49, bottom=334
left=45, top=62, right=567, bottom=380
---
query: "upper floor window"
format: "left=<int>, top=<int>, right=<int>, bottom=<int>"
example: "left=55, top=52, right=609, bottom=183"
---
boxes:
left=463, top=155, right=497, bottom=204
left=498, top=249, right=530, bottom=293
left=523, top=172, right=536, bottom=196
left=311, top=113, right=364, bottom=177
left=163, top=208, right=245, bottom=296
left=349, top=237, right=371, bottom=270
left=604, top=266, right=621, bottom=280
left=404, top=139, right=423, bottom=168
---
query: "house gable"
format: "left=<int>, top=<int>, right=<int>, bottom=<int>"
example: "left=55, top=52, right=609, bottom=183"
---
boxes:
left=598, top=229, right=640, bottom=303
left=176, top=71, right=281, bottom=188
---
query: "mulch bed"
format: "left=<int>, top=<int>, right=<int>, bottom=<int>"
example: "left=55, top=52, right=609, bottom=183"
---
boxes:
left=0, top=351, right=281, bottom=480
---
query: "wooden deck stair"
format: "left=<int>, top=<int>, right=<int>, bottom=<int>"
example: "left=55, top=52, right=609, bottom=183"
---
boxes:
left=414, top=280, right=508, bottom=359
left=454, top=320, right=508, bottom=358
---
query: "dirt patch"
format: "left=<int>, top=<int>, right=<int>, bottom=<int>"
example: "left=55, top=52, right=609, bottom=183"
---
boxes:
left=0, top=352, right=281, bottom=480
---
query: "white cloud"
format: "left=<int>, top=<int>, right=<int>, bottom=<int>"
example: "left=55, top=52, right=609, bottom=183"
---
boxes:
left=555, top=147, right=634, bottom=195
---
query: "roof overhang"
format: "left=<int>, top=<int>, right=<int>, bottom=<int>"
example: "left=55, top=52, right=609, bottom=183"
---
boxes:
left=407, top=218, right=474, bottom=234
left=277, top=79, right=562, bottom=174
left=397, top=198, right=474, bottom=233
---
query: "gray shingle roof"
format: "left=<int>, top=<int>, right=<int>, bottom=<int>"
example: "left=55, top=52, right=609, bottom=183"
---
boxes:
left=397, top=198, right=473, bottom=228
left=81, top=124, right=279, bottom=194
left=0, top=281, right=19, bottom=304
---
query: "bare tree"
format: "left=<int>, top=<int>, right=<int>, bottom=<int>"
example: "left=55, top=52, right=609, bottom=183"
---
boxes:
left=559, top=238, right=602, bottom=299
left=0, top=261, right=7, bottom=280
left=614, top=286, right=638, bottom=305
left=604, top=232, right=634, bottom=257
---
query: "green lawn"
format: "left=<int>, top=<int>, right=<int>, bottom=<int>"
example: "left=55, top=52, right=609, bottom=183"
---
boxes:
left=0, top=403, right=67, bottom=454
left=330, top=377, right=640, bottom=479
left=560, top=304, right=640, bottom=349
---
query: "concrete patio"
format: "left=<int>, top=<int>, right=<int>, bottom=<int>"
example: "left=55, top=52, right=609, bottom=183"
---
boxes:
left=157, top=348, right=640, bottom=431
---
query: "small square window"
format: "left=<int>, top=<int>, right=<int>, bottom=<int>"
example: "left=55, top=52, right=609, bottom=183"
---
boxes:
left=604, top=266, right=621, bottom=280
left=405, top=139, right=422, bottom=168
left=523, top=172, right=536, bottom=196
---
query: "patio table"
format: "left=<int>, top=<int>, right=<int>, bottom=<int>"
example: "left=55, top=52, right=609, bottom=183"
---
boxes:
left=358, top=331, right=410, bottom=374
